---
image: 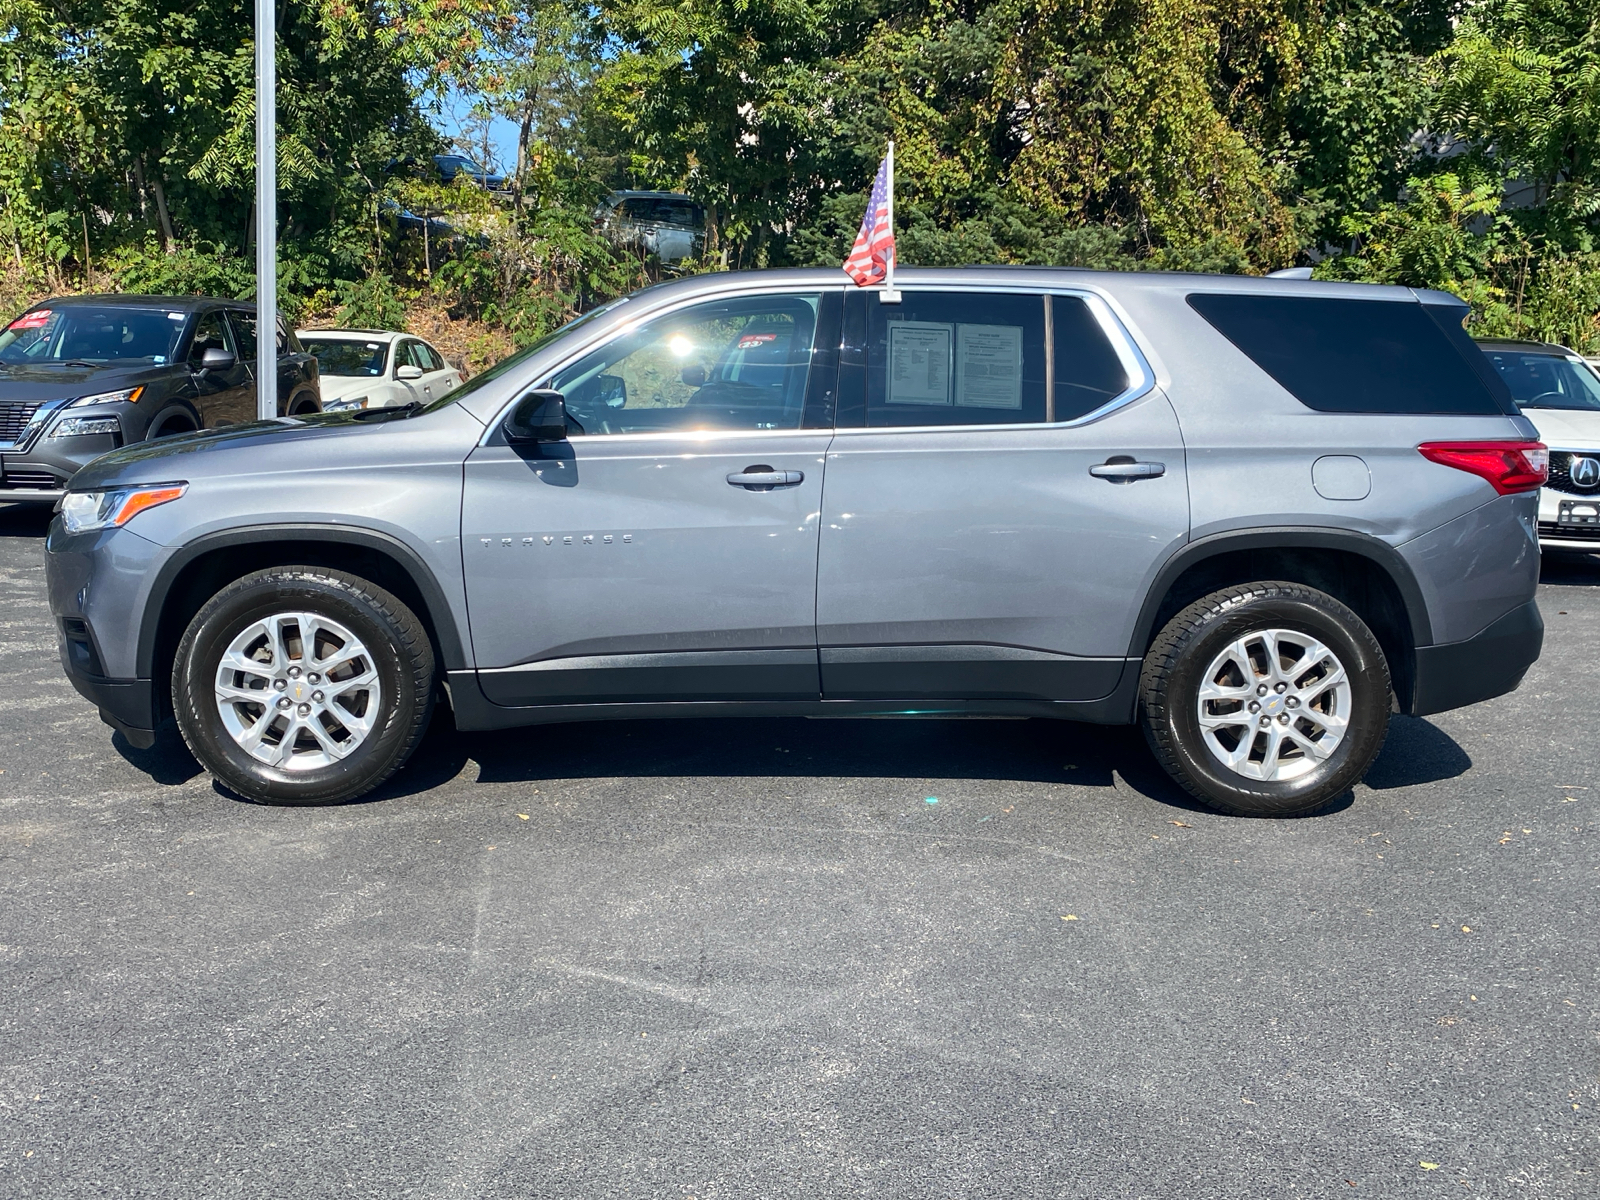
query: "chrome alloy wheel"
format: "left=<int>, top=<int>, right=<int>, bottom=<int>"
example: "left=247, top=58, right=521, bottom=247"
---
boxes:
left=1194, top=628, right=1351, bottom=782
left=213, top=611, right=382, bottom=770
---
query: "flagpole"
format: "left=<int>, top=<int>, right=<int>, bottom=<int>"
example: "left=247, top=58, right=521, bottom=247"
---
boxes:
left=255, top=0, right=277, bottom=420
left=882, top=140, right=900, bottom=304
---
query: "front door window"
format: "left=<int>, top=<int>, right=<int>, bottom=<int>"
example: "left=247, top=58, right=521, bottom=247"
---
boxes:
left=550, top=294, right=824, bottom=434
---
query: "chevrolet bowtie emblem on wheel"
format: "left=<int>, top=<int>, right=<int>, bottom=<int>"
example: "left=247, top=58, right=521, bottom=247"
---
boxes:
left=1570, top=456, right=1600, bottom=488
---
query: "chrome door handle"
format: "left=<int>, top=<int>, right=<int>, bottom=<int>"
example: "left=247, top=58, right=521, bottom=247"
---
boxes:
left=1090, top=458, right=1165, bottom=482
left=727, top=467, right=804, bottom=489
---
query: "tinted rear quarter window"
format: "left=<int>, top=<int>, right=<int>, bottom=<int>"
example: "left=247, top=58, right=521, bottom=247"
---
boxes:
left=1187, top=293, right=1511, bottom=415
left=1053, top=296, right=1129, bottom=420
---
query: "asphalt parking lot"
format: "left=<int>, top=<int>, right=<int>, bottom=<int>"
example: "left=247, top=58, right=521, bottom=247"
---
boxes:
left=1, top=501, right=1596, bottom=1199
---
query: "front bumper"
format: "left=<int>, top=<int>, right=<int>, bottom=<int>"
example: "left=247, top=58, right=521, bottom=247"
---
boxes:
left=66, top=668, right=158, bottom=748
left=1536, top=481, right=1600, bottom=549
left=46, top=516, right=167, bottom=745
left=0, top=486, right=65, bottom=504
left=1412, top=599, right=1543, bottom=717
left=2, top=397, right=138, bottom=500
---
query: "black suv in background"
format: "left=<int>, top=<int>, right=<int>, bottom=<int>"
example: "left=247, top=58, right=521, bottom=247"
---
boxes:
left=0, top=296, right=321, bottom=503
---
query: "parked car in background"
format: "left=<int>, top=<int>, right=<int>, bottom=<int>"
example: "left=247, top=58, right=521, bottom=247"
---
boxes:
left=1478, top=339, right=1600, bottom=550
left=377, top=198, right=454, bottom=242
left=433, top=154, right=505, bottom=191
left=0, top=296, right=318, bottom=503
left=596, top=191, right=705, bottom=263
left=296, top=329, right=463, bottom=410
left=47, top=269, right=1543, bottom=819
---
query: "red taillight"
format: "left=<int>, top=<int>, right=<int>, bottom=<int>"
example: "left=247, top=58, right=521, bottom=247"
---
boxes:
left=1417, top=440, right=1549, bottom=495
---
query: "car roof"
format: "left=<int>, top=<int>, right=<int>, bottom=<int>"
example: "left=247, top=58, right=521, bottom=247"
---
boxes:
left=582, top=265, right=1451, bottom=310
left=297, top=328, right=407, bottom=341
left=605, top=190, right=699, bottom=203
left=32, top=294, right=245, bottom=313
left=1474, top=338, right=1581, bottom=357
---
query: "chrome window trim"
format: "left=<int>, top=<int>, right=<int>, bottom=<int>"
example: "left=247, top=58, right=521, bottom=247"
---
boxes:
left=476, top=283, right=843, bottom=447
left=473, top=280, right=1156, bottom=446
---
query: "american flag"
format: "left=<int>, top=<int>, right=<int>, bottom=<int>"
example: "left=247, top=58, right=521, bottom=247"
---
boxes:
left=843, top=150, right=894, bottom=286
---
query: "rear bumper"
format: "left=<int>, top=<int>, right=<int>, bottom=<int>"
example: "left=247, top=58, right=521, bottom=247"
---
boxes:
left=1411, top=599, right=1543, bottom=717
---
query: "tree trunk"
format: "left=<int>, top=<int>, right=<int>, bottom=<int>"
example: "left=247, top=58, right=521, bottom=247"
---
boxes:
left=148, top=170, right=176, bottom=252
left=515, top=94, right=536, bottom=213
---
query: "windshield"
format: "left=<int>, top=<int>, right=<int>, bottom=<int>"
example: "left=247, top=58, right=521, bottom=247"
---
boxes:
left=1482, top=348, right=1600, bottom=411
left=420, top=297, right=630, bottom=414
left=0, top=305, right=186, bottom=365
left=620, top=197, right=704, bottom=227
left=303, top=338, right=388, bottom=377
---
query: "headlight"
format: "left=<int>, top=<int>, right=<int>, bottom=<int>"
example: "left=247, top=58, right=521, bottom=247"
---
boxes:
left=66, top=386, right=143, bottom=409
left=322, top=395, right=369, bottom=411
left=49, top=416, right=121, bottom=439
left=61, top=483, right=188, bottom=533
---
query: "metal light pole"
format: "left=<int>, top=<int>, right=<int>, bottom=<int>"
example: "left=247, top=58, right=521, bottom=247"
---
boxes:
left=254, top=0, right=277, bottom=420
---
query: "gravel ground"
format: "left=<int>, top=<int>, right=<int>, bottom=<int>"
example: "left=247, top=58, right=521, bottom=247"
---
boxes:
left=1, top=500, right=1596, bottom=1199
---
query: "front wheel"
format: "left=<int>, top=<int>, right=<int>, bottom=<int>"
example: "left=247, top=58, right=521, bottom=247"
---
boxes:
left=1139, top=582, right=1391, bottom=817
left=173, top=567, right=435, bottom=805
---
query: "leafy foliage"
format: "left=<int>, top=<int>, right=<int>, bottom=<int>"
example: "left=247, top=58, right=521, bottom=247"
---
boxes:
left=1, top=0, right=1597, bottom=351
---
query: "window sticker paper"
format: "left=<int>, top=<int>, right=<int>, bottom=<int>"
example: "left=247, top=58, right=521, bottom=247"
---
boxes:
left=887, top=321, right=953, bottom=405
left=956, top=323, right=1024, bottom=409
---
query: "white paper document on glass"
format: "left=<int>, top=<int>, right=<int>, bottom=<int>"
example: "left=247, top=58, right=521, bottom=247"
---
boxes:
left=956, top=323, right=1024, bottom=409
left=887, top=322, right=953, bottom=404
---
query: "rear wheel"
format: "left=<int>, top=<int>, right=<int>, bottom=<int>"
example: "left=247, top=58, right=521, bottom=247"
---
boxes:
left=173, top=567, right=434, bottom=805
left=1139, top=582, right=1390, bottom=817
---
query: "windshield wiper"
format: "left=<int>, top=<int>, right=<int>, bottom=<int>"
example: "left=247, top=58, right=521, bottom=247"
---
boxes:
left=350, top=401, right=425, bottom=422
left=57, top=359, right=100, bottom=368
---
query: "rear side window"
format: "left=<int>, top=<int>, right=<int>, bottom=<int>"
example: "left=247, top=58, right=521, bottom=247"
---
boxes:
left=864, top=292, right=1049, bottom=427
left=1186, top=293, right=1512, bottom=415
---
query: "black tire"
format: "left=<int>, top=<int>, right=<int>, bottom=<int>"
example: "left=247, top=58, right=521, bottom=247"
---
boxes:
left=1139, top=582, right=1390, bottom=817
left=173, top=567, right=434, bottom=805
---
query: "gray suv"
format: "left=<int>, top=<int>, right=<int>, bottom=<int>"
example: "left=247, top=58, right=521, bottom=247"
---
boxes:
left=43, top=269, right=1546, bottom=817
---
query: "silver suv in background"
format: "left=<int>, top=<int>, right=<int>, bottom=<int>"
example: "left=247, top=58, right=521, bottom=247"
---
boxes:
left=45, top=268, right=1545, bottom=818
left=596, top=191, right=706, bottom=263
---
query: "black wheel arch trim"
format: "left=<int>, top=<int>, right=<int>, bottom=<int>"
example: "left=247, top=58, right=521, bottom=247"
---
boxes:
left=144, top=399, right=203, bottom=438
left=135, top=523, right=468, bottom=678
left=1128, top=526, right=1434, bottom=660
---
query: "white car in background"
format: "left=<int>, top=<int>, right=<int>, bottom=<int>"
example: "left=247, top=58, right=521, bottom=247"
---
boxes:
left=1479, top=339, right=1600, bottom=550
left=296, top=329, right=463, bottom=411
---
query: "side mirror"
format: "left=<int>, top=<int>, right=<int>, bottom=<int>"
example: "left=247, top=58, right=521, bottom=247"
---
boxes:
left=199, top=347, right=236, bottom=373
left=679, top=364, right=706, bottom=388
left=396, top=364, right=424, bottom=380
left=505, top=389, right=569, bottom=443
